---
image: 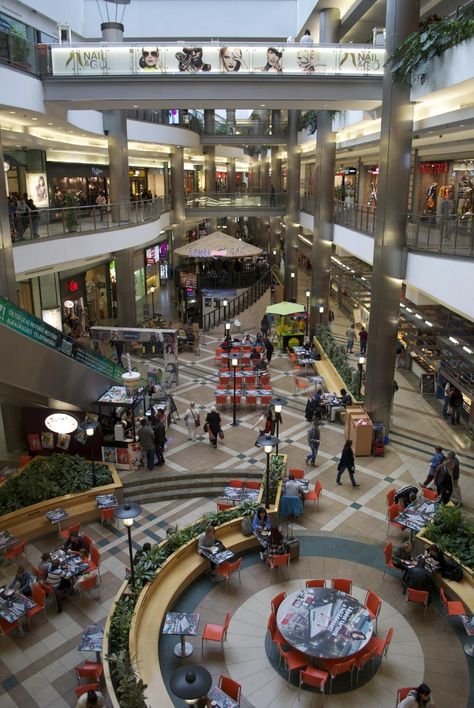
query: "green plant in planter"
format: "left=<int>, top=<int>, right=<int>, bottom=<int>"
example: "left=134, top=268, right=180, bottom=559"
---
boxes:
left=64, top=192, right=80, bottom=232
left=424, top=505, right=474, bottom=570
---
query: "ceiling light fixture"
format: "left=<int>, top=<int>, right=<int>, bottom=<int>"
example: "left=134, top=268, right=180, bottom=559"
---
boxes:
left=449, top=336, right=459, bottom=344
left=462, top=346, right=472, bottom=354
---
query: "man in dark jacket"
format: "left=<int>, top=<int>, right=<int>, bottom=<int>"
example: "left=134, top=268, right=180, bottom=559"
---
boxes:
left=152, top=415, right=166, bottom=466
left=138, top=417, right=155, bottom=470
left=404, top=557, right=434, bottom=601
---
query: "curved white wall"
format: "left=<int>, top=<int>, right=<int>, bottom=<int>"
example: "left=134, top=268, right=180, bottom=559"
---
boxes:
left=0, top=66, right=45, bottom=113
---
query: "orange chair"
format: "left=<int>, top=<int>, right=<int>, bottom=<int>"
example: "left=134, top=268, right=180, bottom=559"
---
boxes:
left=267, top=613, right=286, bottom=657
left=230, top=395, right=241, bottom=409
left=397, top=687, right=415, bottom=704
left=32, top=565, right=46, bottom=581
left=100, top=507, right=116, bottom=525
left=405, top=588, right=429, bottom=618
left=26, top=583, right=47, bottom=628
left=216, top=557, right=242, bottom=589
left=323, top=657, right=355, bottom=694
left=40, top=582, right=58, bottom=612
left=0, top=617, right=22, bottom=638
left=246, top=480, right=261, bottom=490
left=305, top=579, right=326, bottom=588
left=245, top=376, right=256, bottom=387
left=439, top=587, right=466, bottom=621
left=261, top=395, right=272, bottom=407
left=4, top=540, right=27, bottom=564
left=215, top=394, right=227, bottom=410
left=277, top=643, right=307, bottom=686
left=353, top=645, right=377, bottom=684
left=383, top=541, right=402, bottom=580
left=75, top=661, right=103, bottom=685
left=18, top=454, right=32, bottom=468
left=298, top=666, right=329, bottom=698
left=74, top=683, right=101, bottom=699
left=202, top=611, right=231, bottom=655
left=271, top=591, right=287, bottom=614
left=79, top=574, right=101, bottom=602
left=305, top=480, right=322, bottom=507
left=366, top=627, right=394, bottom=664
left=88, top=546, right=101, bottom=581
left=386, top=503, right=405, bottom=537
left=218, top=675, right=241, bottom=705
left=331, top=578, right=352, bottom=594
left=289, top=468, right=304, bottom=479
left=229, top=480, right=244, bottom=488
left=81, top=534, right=93, bottom=551
left=386, top=488, right=396, bottom=508
left=422, top=488, right=438, bottom=501
left=246, top=394, right=257, bottom=410
left=364, top=590, right=382, bottom=633
left=217, top=502, right=233, bottom=511
left=294, top=376, right=310, bottom=395
left=268, top=553, right=290, bottom=578
left=59, top=523, right=81, bottom=541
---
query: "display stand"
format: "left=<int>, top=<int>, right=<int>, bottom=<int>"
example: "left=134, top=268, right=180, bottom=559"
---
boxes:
left=97, top=385, right=147, bottom=469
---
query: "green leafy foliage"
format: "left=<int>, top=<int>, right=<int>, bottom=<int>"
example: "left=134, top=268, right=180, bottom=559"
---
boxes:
left=0, top=454, right=113, bottom=515
left=315, top=325, right=360, bottom=398
left=388, top=8, right=474, bottom=85
left=424, top=505, right=474, bottom=570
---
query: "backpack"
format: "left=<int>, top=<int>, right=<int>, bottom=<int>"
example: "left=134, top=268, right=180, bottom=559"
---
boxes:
left=240, top=516, right=253, bottom=537
left=442, top=559, right=463, bottom=582
left=304, top=399, right=314, bottom=422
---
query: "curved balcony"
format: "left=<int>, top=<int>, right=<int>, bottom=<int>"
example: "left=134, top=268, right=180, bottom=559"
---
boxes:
left=186, top=191, right=286, bottom=217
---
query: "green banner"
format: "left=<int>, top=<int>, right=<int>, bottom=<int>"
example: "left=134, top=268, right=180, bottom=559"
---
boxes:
left=0, top=296, right=122, bottom=383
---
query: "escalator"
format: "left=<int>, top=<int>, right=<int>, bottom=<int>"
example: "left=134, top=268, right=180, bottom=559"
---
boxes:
left=0, top=296, right=123, bottom=410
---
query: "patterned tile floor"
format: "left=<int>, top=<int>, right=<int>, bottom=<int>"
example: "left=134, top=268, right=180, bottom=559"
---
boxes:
left=0, top=282, right=473, bottom=707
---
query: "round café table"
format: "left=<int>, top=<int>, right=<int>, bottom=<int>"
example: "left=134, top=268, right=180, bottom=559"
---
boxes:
left=276, top=587, right=373, bottom=659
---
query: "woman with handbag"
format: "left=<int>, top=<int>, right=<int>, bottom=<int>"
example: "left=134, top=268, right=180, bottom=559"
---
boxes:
left=336, top=439, right=360, bottom=488
left=205, top=406, right=222, bottom=448
left=184, top=401, right=200, bottom=441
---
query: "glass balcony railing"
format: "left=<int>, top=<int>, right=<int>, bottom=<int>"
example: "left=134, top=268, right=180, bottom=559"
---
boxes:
left=186, top=192, right=286, bottom=208
left=0, top=29, right=40, bottom=74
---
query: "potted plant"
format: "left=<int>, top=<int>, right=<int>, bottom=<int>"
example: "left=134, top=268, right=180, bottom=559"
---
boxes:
left=64, top=192, right=79, bottom=232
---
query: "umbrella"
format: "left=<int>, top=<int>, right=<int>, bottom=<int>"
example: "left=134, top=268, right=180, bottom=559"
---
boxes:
left=174, top=231, right=262, bottom=259
left=266, top=301, right=305, bottom=316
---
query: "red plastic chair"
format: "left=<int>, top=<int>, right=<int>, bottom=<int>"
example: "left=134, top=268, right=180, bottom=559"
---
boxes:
left=202, top=611, right=231, bottom=655
left=305, top=579, right=326, bottom=588
left=397, top=687, right=415, bottom=704
left=323, top=656, right=355, bottom=694
left=215, top=394, right=227, bottom=410
left=246, top=480, right=261, bottom=490
left=75, top=660, right=103, bottom=685
left=289, top=468, right=304, bottom=479
left=88, top=546, right=101, bottom=581
left=271, top=591, right=287, bottom=614
left=81, top=534, right=93, bottom=551
left=406, top=588, right=429, bottom=617
left=100, top=507, right=116, bottom=525
left=229, top=480, right=244, bottom=488
left=217, top=502, right=233, bottom=511
left=267, top=613, right=286, bottom=657
left=26, top=583, right=47, bottom=628
left=79, top=574, right=101, bottom=602
left=277, top=643, right=307, bottom=686
left=40, top=582, right=58, bottom=612
left=386, top=488, right=396, bottom=508
left=364, top=590, right=382, bottom=633
left=353, top=645, right=377, bottom=684
left=0, top=617, right=22, bottom=638
left=331, top=578, right=352, bottom=594
left=268, top=553, right=290, bottom=578
left=18, top=454, right=32, bottom=468
left=366, top=627, right=394, bottom=664
left=261, top=395, right=272, bottom=407
left=4, top=540, right=26, bottom=563
left=383, top=542, right=402, bottom=580
left=216, top=558, right=242, bottom=589
left=245, top=376, right=256, bottom=387
left=422, top=488, right=438, bottom=501
left=74, top=683, right=101, bottom=699
left=59, top=523, right=81, bottom=541
left=218, top=675, right=241, bottom=705
left=230, top=395, right=241, bottom=409
left=386, top=503, right=405, bottom=537
left=32, top=565, right=46, bottom=581
left=439, top=587, right=466, bottom=621
left=298, top=666, right=329, bottom=698
left=305, top=480, right=322, bottom=507
left=246, top=394, right=257, bottom=409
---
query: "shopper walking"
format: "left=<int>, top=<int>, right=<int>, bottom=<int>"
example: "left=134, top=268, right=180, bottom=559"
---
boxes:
left=447, top=450, right=462, bottom=505
left=421, top=446, right=445, bottom=488
left=152, top=413, right=166, bottom=466
left=205, top=406, right=222, bottom=448
left=442, top=381, right=453, bottom=418
left=336, top=439, right=359, bottom=487
left=305, top=419, right=320, bottom=466
left=359, top=326, right=368, bottom=354
left=138, top=417, right=155, bottom=470
left=184, top=401, right=200, bottom=441
left=345, top=323, right=356, bottom=353
left=449, top=386, right=463, bottom=426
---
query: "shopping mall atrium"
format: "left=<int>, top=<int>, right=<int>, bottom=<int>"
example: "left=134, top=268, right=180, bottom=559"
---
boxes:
left=0, top=1, right=473, bottom=707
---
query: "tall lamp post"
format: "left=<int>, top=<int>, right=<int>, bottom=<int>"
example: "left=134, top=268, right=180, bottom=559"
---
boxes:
left=290, top=272, right=295, bottom=301
left=224, top=320, right=231, bottom=339
left=319, top=305, right=324, bottom=325
left=357, top=356, right=365, bottom=398
left=256, top=433, right=279, bottom=509
left=305, top=290, right=310, bottom=336
left=270, top=396, right=287, bottom=454
left=115, top=502, right=142, bottom=589
left=150, top=285, right=155, bottom=318
left=231, top=356, right=238, bottom=426
left=79, top=420, right=100, bottom=487
left=223, top=298, right=228, bottom=325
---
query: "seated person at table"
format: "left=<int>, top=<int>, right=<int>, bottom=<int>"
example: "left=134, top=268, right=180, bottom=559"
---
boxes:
left=242, top=333, right=252, bottom=344
left=75, top=688, right=106, bottom=708
left=8, top=564, right=34, bottom=596
left=254, top=333, right=263, bottom=345
left=394, top=485, right=418, bottom=508
left=198, top=525, right=222, bottom=576
left=285, top=474, right=304, bottom=500
left=302, top=339, right=312, bottom=354
left=45, top=558, right=73, bottom=611
left=250, top=347, right=261, bottom=361
left=78, top=548, right=95, bottom=572
left=403, top=557, right=434, bottom=601
left=397, top=683, right=436, bottom=708
left=63, top=531, right=89, bottom=555
left=38, top=552, right=52, bottom=579
left=392, top=541, right=414, bottom=575
left=255, top=357, right=268, bottom=372
left=133, top=542, right=152, bottom=566
left=329, top=388, right=352, bottom=422
left=309, top=388, right=326, bottom=419
left=221, top=335, right=232, bottom=351
left=266, top=527, right=287, bottom=562
left=252, top=507, right=271, bottom=535
left=424, top=544, right=444, bottom=573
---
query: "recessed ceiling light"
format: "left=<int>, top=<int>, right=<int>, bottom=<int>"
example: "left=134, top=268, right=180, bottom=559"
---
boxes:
left=449, top=336, right=459, bottom=344
left=405, top=307, right=412, bottom=313
left=68, top=130, right=73, bottom=133
left=47, top=122, right=53, bottom=125
left=424, top=320, right=432, bottom=327
left=8, top=111, right=15, bottom=114
left=260, top=104, right=265, bottom=107
left=32, top=117, right=38, bottom=121
left=463, top=346, right=472, bottom=354
left=415, top=313, right=422, bottom=320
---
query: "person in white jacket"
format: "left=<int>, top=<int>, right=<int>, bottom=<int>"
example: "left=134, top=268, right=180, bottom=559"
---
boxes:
left=184, top=401, right=200, bottom=441
left=397, top=684, right=436, bottom=708
left=300, top=29, right=313, bottom=44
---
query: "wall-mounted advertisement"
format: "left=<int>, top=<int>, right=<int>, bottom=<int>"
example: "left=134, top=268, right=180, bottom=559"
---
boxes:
left=51, top=44, right=385, bottom=78
left=26, top=173, right=50, bottom=207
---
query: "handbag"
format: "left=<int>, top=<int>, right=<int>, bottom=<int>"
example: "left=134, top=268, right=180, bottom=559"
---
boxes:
left=218, top=430, right=224, bottom=440
left=192, top=410, right=200, bottom=428
left=203, top=422, right=209, bottom=433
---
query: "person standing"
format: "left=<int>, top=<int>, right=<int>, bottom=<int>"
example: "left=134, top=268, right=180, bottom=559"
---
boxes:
left=138, top=417, right=155, bottom=470
left=184, top=401, right=200, bottom=441
left=264, top=337, right=274, bottom=364
left=300, top=29, right=313, bottom=44
left=26, top=198, right=40, bottom=238
left=447, top=450, right=462, bottom=505
left=449, top=386, right=463, bottom=426
left=205, top=406, right=222, bottom=448
left=346, top=323, right=356, bottom=353
left=435, top=459, right=454, bottom=505
left=306, top=419, right=320, bottom=466
left=260, top=314, right=270, bottom=337
left=96, top=191, right=107, bottom=222
left=152, top=413, right=166, bottom=466
left=269, top=183, right=276, bottom=206
left=336, top=439, right=359, bottom=487
left=421, top=446, right=445, bottom=488
left=442, top=381, right=453, bottom=418
left=359, top=326, right=368, bottom=354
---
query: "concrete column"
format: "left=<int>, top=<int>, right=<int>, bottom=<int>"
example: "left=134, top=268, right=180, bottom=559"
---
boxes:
left=163, top=162, right=170, bottom=198
left=103, top=110, right=129, bottom=221
left=364, top=0, right=420, bottom=431
left=284, top=109, right=301, bottom=301
left=114, top=248, right=137, bottom=327
left=272, top=109, right=282, bottom=137
left=204, top=109, right=215, bottom=135
left=171, top=147, right=186, bottom=250
left=227, top=109, right=236, bottom=133
left=1, top=403, right=27, bottom=453
left=261, top=154, right=270, bottom=193
left=309, top=8, right=340, bottom=332
left=0, top=134, right=17, bottom=302
left=204, top=146, right=216, bottom=193
left=17, top=166, right=27, bottom=198
left=227, top=158, right=236, bottom=193
left=271, top=147, right=282, bottom=193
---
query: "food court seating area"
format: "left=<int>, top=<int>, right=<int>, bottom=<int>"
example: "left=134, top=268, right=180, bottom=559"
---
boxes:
left=214, top=343, right=273, bottom=409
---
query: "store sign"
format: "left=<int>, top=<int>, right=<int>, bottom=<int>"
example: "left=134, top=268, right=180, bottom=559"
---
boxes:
left=159, top=242, right=168, bottom=259
left=345, top=167, right=357, bottom=174
left=146, top=245, right=160, bottom=264
left=51, top=44, right=385, bottom=77
left=0, top=296, right=123, bottom=383
left=179, top=272, right=198, bottom=288
left=45, top=413, right=78, bottom=434
left=369, top=167, right=379, bottom=174
left=419, top=161, right=449, bottom=174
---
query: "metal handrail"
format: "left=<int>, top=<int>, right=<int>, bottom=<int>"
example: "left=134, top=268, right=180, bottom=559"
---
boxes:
left=202, top=268, right=273, bottom=331
left=11, top=196, right=171, bottom=243
left=186, top=192, right=286, bottom=208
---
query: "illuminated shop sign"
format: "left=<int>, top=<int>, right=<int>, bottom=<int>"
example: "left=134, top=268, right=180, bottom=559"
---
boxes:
left=418, top=162, right=449, bottom=174
left=50, top=44, right=385, bottom=77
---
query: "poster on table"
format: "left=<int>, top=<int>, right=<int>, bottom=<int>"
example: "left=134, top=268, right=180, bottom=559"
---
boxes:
left=26, top=172, right=50, bottom=207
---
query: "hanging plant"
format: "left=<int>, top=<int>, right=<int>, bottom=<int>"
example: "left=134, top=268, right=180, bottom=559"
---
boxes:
left=388, top=8, right=474, bottom=85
